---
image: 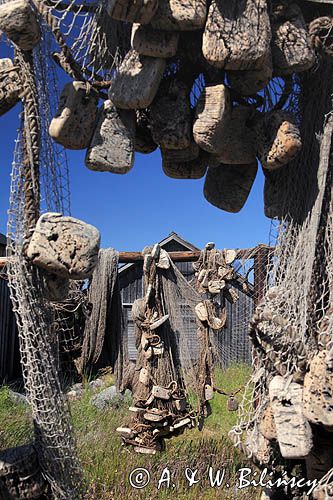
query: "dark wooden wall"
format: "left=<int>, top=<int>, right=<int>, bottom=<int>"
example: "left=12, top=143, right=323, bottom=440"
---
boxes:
left=118, top=241, right=253, bottom=367
left=0, top=237, right=20, bottom=382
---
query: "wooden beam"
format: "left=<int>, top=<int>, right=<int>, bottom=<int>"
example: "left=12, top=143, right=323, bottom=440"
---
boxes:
left=254, top=244, right=272, bottom=305
left=0, top=245, right=273, bottom=271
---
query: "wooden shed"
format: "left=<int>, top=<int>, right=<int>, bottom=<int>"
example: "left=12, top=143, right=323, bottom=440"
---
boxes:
left=118, top=232, right=254, bottom=367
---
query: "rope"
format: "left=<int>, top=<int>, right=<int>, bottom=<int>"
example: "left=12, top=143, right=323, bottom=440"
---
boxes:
left=15, top=49, right=40, bottom=239
left=309, top=17, right=333, bottom=56
left=31, top=0, right=111, bottom=96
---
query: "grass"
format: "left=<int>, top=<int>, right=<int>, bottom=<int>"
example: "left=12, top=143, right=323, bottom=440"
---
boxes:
left=0, top=364, right=261, bottom=499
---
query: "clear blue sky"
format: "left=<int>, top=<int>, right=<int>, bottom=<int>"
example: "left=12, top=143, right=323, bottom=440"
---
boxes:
left=0, top=44, right=271, bottom=252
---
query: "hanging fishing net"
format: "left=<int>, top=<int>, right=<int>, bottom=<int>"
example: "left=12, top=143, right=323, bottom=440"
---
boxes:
left=230, top=57, right=333, bottom=498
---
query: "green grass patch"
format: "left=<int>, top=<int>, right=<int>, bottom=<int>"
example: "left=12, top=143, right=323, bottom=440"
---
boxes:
left=0, top=364, right=259, bottom=499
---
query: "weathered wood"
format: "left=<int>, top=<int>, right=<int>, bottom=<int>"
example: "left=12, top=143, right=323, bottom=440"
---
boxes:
left=271, top=3, right=315, bottom=75
left=0, top=0, right=40, bottom=51
left=150, top=81, right=191, bottom=149
left=202, top=0, right=271, bottom=70
left=106, top=0, right=158, bottom=23
left=135, top=110, right=158, bottom=153
left=193, top=84, right=231, bottom=154
left=254, top=244, right=270, bottom=304
left=263, top=170, right=285, bottom=219
left=162, top=155, right=207, bottom=179
left=269, top=375, right=313, bottom=459
left=306, top=429, right=333, bottom=480
left=215, top=106, right=256, bottom=164
left=0, top=58, right=21, bottom=116
left=303, top=350, right=333, bottom=428
left=225, top=287, right=239, bottom=304
left=0, top=246, right=272, bottom=271
left=131, top=23, right=179, bottom=58
left=26, top=212, right=100, bottom=280
left=204, top=162, right=258, bottom=213
left=259, top=403, right=277, bottom=441
left=152, top=385, right=171, bottom=400
left=162, top=142, right=199, bottom=163
left=150, top=0, right=207, bottom=31
left=109, top=50, right=166, bottom=109
left=49, top=82, right=98, bottom=150
left=255, top=111, right=302, bottom=170
left=86, top=100, right=135, bottom=174
left=0, top=444, right=47, bottom=499
left=227, top=53, right=272, bottom=96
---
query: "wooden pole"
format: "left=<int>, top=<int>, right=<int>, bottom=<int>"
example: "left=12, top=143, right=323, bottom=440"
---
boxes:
left=253, top=244, right=271, bottom=305
left=0, top=245, right=273, bottom=271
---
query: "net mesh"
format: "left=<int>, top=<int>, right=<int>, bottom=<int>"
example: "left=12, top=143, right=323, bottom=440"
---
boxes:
left=5, top=22, right=83, bottom=499
left=230, top=57, right=333, bottom=491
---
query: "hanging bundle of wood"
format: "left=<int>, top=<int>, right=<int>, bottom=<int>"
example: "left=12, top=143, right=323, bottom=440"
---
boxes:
left=150, top=0, right=207, bottom=31
left=193, top=243, right=245, bottom=419
left=131, top=23, right=179, bottom=58
left=26, top=0, right=328, bottom=216
left=116, top=244, right=204, bottom=453
left=106, top=0, right=159, bottom=24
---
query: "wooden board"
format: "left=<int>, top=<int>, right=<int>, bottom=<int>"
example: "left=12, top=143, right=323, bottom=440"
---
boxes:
left=202, top=0, right=271, bottom=69
left=303, top=350, right=333, bottom=428
left=204, top=162, right=258, bottom=213
left=0, top=58, right=21, bottom=116
left=150, top=0, right=207, bottom=31
left=27, top=213, right=100, bottom=280
left=269, top=375, right=313, bottom=459
left=255, top=111, right=302, bottom=170
left=271, top=3, right=315, bottom=75
left=227, top=53, right=272, bottom=96
left=131, top=23, right=179, bottom=58
left=214, top=106, right=256, bottom=164
left=193, top=83, right=231, bottom=154
left=109, top=50, right=166, bottom=109
left=107, top=0, right=158, bottom=23
left=49, top=82, right=98, bottom=150
left=150, top=81, right=191, bottom=149
left=0, top=0, right=40, bottom=50
left=86, top=100, right=135, bottom=174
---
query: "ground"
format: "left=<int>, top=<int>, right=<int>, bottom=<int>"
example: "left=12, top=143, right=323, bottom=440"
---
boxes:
left=0, top=364, right=262, bottom=499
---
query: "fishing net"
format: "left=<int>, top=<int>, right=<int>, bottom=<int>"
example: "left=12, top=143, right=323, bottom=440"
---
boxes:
left=230, top=56, right=333, bottom=495
left=78, top=247, right=120, bottom=373
left=4, top=20, right=84, bottom=499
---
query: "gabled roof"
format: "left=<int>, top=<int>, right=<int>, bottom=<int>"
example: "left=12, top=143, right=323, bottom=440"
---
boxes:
left=157, top=231, right=199, bottom=251
left=118, top=232, right=199, bottom=274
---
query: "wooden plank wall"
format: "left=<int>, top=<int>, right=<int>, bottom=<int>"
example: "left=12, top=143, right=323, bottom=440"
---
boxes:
left=119, top=250, right=253, bottom=366
left=0, top=240, right=20, bottom=382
